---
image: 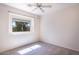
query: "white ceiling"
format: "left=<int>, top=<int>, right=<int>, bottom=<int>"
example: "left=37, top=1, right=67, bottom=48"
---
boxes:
left=5, top=3, right=79, bottom=16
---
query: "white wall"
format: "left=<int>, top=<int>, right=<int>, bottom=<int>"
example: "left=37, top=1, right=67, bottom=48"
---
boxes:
left=40, top=4, right=79, bottom=51
left=0, top=4, right=40, bottom=53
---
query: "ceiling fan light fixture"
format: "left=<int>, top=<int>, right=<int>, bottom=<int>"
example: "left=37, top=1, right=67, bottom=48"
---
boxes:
left=27, top=3, right=52, bottom=12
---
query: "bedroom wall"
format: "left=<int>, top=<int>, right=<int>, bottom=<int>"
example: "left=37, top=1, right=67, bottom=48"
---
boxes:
left=40, top=4, right=79, bottom=51
left=0, top=4, right=40, bottom=53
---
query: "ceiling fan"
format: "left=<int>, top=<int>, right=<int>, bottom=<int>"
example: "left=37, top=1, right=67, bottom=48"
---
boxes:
left=27, top=3, right=52, bottom=12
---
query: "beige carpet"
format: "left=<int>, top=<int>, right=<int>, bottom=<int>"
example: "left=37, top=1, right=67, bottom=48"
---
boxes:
left=1, top=41, right=79, bottom=55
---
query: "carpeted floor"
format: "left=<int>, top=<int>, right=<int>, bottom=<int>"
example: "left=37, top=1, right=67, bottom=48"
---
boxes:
left=1, top=41, right=79, bottom=55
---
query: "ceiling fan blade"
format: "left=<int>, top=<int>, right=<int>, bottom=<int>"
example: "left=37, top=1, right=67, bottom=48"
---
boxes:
left=32, top=7, right=38, bottom=11
left=39, top=7, right=44, bottom=12
left=41, top=5, right=52, bottom=8
left=27, top=4, right=36, bottom=7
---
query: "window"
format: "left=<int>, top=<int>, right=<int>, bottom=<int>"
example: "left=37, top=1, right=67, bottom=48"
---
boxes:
left=9, top=12, right=34, bottom=34
left=12, top=18, right=31, bottom=32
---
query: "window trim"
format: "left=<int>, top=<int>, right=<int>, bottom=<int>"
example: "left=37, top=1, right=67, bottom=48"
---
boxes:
left=8, top=13, right=34, bottom=34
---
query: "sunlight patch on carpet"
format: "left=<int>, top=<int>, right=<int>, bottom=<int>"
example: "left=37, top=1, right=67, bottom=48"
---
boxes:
left=18, top=45, right=41, bottom=54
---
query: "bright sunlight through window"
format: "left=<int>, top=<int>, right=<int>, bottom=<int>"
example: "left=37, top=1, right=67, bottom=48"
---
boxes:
left=18, top=45, right=41, bottom=54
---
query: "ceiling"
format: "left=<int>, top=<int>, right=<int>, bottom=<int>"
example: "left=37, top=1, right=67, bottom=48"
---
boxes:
left=5, top=3, right=78, bottom=16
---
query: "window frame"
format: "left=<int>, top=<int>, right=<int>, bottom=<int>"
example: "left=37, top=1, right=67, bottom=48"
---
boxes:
left=9, top=13, right=34, bottom=34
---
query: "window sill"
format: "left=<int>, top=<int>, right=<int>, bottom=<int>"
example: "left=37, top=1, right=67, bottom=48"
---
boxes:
left=9, top=32, right=32, bottom=35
